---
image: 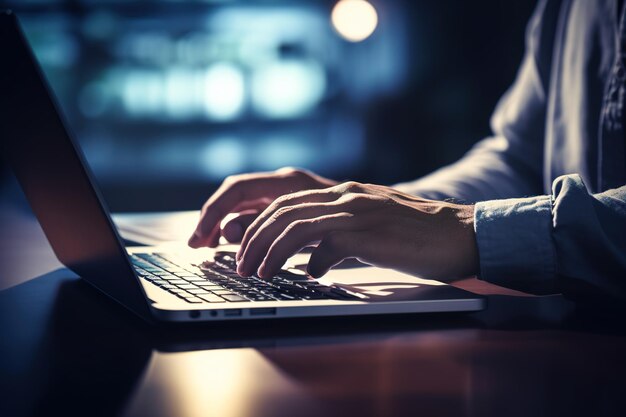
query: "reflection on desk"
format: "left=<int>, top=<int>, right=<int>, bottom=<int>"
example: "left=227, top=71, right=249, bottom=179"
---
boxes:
left=1, top=269, right=625, bottom=417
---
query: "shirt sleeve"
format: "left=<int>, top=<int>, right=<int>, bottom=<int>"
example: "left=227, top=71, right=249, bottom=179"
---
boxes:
left=475, top=174, right=626, bottom=301
left=394, top=0, right=553, bottom=202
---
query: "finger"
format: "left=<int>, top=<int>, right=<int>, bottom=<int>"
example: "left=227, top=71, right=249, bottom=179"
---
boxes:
left=188, top=176, right=271, bottom=247
left=189, top=196, right=269, bottom=248
left=237, top=189, right=356, bottom=260
left=237, top=200, right=334, bottom=262
left=189, top=173, right=293, bottom=247
left=192, top=169, right=335, bottom=247
left=237, top=194, right=369, bottom=273
left=242, top=212, right=359, bottom=278
left=307, top=230, right=372, bottom=277
left=221, top=211, right=259, bottom=243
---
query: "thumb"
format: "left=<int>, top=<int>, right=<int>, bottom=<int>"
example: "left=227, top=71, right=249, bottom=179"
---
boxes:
left=220, top=210, right=259, bottom=243
left=307, top=230, right=368, bottom=277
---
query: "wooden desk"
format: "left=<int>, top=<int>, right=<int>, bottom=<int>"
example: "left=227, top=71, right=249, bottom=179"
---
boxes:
left=1, top=199, right=625, bottom=417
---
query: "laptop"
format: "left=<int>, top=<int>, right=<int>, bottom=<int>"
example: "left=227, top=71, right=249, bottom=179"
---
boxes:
left=0, top=11, right=484, bottom=323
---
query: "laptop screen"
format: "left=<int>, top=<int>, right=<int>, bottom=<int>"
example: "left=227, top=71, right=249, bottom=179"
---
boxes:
left=0, top=11, right=152, bottom=321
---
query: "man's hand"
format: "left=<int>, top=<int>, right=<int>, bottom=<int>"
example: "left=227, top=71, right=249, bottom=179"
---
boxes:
left=233, top=181, right=479, bottom=281
left=188, top=167, right=337, bottom=248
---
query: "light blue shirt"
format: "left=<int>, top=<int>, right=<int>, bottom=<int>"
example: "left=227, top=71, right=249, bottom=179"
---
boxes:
left=395, top=0, right=626, bottom=300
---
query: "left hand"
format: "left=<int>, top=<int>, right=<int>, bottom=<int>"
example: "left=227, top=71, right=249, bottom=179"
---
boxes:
left=235, top=181, right=479, bottom=281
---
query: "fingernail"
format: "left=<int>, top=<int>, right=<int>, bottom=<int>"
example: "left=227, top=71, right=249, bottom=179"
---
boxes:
left=236, top=261, right=246, bottom=276
left=257, top=264, right=266, bottom=279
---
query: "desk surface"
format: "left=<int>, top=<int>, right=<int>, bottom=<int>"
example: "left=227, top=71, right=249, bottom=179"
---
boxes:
left=2, top=198, right=626, bottom=417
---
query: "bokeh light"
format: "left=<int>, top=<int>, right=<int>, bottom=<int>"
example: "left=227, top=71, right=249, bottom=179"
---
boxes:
left=203, top=63, right=246, bottom=121
left=251, top=60, right=326, bottom=119
left=331, top=0, right=378, bottom=42
left=200, top=137, right=247, bottom=178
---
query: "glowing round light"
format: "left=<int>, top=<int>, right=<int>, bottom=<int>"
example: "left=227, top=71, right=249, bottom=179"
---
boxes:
left=201, top=137, right=246, bottom=178
left=331, top=0, right=378, bottom=42
left=251, top=60, right=326, bottom=119
left=203, top=63, right=246, bottom=121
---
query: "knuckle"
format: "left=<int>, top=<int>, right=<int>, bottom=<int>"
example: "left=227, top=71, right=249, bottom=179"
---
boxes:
left=273, top=189, right=308, bottom=207
left=273, top=206, right=292, bottom=219
left=335, top=181, right=361, bottom=194
left=276, top=166, right=298, bottom=175
left=273, top=193, right=291, bottom=206
left=223, top=174, right=240, bottom=185
left=344, top=181, right=361, bottom=190
left=285, top=219, right=308, bottom=234
left=338, top=193, right=365, bottom=205
left=276, top=166, right=305, bottom=180
left=265, top=200, right=287, bottom=217
left=277, top=167, right=316, bottom=188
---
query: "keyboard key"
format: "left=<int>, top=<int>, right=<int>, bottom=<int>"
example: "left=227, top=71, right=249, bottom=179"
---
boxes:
left=177, top=284, right=200, bottom=290
left=141, top=274, right=159, bottom=282
left=171, top=291, right=189, bottom=298
left=188, top=289, right=210, bottom=295
left=184, top=297, right=204, bottom=304
left=222, top=295, right=248, bottom=302
left=166, top=279, right=188, bottom=285
left=246, top=293, right=276, bottom=301
left=140, top=251, right=335, bottom=303
left=213, top=290, right=236, bottom=295
left=198, top=294, right=226, bottom=303
left=184, top=277, right=208, bottom=282
left=160, top=276, right=182, bottom=281
left=195, top=283, right=223, bottom=289
left=276, top=293, right=298, bottom=300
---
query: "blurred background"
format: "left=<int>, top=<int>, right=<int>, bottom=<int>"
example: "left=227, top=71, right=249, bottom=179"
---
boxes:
left=1, top=0, right=536, bottom=212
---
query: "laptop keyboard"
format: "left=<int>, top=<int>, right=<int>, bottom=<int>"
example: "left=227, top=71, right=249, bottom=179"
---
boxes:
left=131, top=252, right=357, bottom=304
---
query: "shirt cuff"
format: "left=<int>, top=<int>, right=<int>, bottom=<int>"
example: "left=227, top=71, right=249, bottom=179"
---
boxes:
left=474, top=195, right=557, bottom=294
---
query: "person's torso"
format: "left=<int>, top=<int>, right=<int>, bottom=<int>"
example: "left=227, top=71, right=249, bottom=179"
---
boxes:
left=543, top=0, right=624, bottom=193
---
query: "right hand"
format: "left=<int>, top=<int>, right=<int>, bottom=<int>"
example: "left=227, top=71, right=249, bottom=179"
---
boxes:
left=188, top=167, right=337, bottom=248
